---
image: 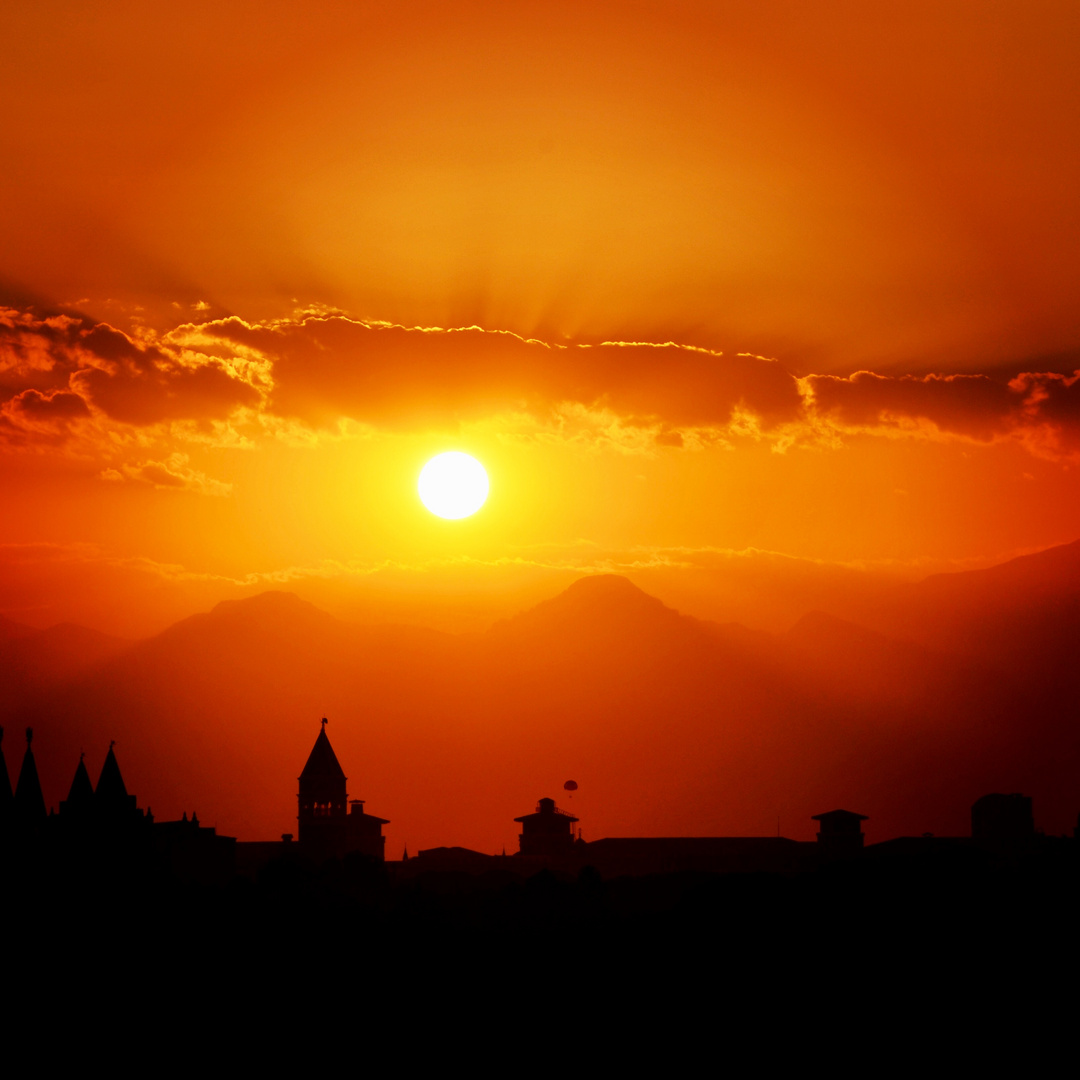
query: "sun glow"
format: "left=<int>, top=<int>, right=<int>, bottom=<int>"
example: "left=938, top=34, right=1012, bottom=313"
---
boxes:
left=418, top=452, right=489, bottom=519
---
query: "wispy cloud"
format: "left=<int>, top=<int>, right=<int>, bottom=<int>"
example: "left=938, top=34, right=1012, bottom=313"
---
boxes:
left=100, top=453, right=232, bottom=496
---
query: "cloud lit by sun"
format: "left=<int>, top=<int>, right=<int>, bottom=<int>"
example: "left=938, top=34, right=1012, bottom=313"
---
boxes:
left=0, top=3, right=1074, bottom=658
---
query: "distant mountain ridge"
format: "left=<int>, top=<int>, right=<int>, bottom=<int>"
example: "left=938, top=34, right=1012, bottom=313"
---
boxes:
left=829, top=537, right=1080, bottom=675
left=0, top=614, right=38, bottom=641
left=0, top=618, right=129, bottom=704
left=3, top=539, right=1080, bottom=851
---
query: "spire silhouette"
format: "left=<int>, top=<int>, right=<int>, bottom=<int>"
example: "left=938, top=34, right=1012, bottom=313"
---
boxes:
left=299, top=724, right=347, bottom=785
left=94, top=741, right=139, bottom=819
left=0, top=727, right=12, bottom=819
left=96, top=742, right=129, bottom=803
left=15, top=727, right=46, bottom=824
left=60, top=753, right=95, bottom=815
left=295, top=720, right=388, bottom=861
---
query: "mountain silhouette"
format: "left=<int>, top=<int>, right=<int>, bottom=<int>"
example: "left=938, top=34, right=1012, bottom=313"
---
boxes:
left=498, top=574, right=691, bottom=635
left=0, top=615, right=37, bottom=642
left=784, top=610, right=959, bottom=708
left=834, top=539, right=1080, bottom=663
left=5, top=547, right=1080, bottom=849
left=0, top=619, right=129, bottom=707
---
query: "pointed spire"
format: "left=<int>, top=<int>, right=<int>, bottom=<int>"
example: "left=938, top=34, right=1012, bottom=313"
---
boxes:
left=0, top=727, right=12, bottom=814
left=15, top=727, right=46, bottom=824
left=94, top=740, right=139, bottom=822
left=299, top=721, right=347, bottom=783
left=402, top=845, right=409, bottom=861
left=95, top=741, right=129, bottom=803
left=67, top=754, right=94, bottom=804
left=59, top=752, right=95, bottom=816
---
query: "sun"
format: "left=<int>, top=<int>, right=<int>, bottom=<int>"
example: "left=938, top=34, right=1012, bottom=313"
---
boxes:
left=418, top=452, right=489, bottom=519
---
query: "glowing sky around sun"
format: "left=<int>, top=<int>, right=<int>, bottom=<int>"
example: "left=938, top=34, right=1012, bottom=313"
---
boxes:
left=1, top=0, right=1080, bottom=636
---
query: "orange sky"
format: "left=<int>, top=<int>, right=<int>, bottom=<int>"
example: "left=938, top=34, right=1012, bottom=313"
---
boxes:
left=3, top=0, right=1080, bottom=636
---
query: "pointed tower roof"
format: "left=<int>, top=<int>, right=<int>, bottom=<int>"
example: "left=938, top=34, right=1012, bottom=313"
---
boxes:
left=299, top=720, right=346, bottom=783
left=15, top=727, right=46, bottom=823
left=0, top=727, right=13, bottom=811
left=95, top=742, right=129, bottom=802
left=63, top=755, right=94, bottom=809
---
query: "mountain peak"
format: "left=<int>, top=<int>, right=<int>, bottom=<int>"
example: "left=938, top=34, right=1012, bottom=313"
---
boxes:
left=544, top=574, right=669, bottom=617
left=562, top=574, right=649, bottom=599
left=207, top=591, right=325, bottom=620
left=144, top=590, right=340, bottom=650
left=493, top=574, right=692, bottom=642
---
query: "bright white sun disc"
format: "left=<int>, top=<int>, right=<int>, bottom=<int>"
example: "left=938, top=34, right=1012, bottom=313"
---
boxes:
left=418, top=452, right=489, bottom=519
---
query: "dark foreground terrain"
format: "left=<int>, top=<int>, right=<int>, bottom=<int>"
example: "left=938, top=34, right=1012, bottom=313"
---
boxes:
left=6, top=845, right=1077, bottom=1042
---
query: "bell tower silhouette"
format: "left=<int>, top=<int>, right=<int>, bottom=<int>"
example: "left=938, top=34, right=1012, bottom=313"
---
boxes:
left=296, top=718, right=388, bottom=862
left=298, top=718, right=347, bottom=836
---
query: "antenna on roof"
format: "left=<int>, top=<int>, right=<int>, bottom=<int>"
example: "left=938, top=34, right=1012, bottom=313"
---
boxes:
left=25, top=727, right=33, bottom=745
left=321, top=717, right=328, bottom=729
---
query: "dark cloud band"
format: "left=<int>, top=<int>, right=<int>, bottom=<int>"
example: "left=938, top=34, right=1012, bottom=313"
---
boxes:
left=3, top=305, right=1080, bottom=459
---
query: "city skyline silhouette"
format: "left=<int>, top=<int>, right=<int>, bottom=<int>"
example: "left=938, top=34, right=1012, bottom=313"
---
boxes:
left=2, top=3, right=1079, bottom=1033
left=5, top=541, right=1080, bottom=853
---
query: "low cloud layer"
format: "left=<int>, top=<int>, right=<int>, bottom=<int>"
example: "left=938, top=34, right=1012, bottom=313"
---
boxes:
left=4, top=305, right=1080, bottom=470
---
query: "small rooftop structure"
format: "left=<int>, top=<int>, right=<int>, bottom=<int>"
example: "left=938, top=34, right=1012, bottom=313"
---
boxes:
left=514, top=797, right=578, bottom=857
left=812, top=809, right=868, bottom=856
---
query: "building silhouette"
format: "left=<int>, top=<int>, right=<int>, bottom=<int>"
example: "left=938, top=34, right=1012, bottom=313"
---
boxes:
left=2, top=718, right=1072, bottom=888
left=0, top=727, right=11, bottom=830
left=971, top=793, right=1034, bottom=840
left=0, top=728, right=234, bottom=882
left=14, top=727, right=46, bottom=829
left=58, top=752, right=94, bottom=817
left=514, top=797, right=579, bottom=857
left=812, top=809, right=868, bottom=858
left=296, top=718, right=389, bottom=863
left=236, top=719, right=389, bottom=873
